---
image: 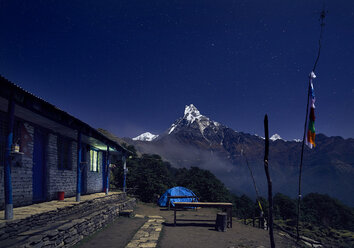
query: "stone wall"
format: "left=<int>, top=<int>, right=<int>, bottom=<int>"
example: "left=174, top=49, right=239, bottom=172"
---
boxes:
left=47, top=134, right=77, bottom=200
left=0, top=193, right=136, bottom=248
left=0, top=122, right=34, bottom=209
left=11, top=123, right=34, bottom=207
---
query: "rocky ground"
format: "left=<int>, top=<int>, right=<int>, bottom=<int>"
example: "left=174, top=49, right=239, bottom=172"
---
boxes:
left=76, top=201, right=298, bottom=248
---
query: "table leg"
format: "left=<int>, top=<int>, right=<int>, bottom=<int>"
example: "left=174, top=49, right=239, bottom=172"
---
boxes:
left=225, top=207, right=231, bottom=228
left=174, top=208, right=176, bottom=226
left=229, top=207, right=232, bottom=228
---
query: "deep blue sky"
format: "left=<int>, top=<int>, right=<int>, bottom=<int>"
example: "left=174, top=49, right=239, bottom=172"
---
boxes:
left=1, top=0, right=353, bottom=140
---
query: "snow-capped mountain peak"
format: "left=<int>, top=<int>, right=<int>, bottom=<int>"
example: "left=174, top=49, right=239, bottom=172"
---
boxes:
left=183, top=104, right=202, bottom=124
left=270, top=134, right=284, bottom=141
left=132, top=132, right=159, bottom=141
left=168, top=104, right=217, bottom=136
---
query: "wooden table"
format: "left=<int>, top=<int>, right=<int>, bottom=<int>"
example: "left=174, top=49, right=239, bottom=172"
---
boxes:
left=173, top=202, right=233, bottom=228
left=167, top=195, right=199, bottom=210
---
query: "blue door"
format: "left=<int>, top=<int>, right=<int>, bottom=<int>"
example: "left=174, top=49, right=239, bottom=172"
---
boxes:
left=33, top=128, right=46, bottom=202
left=81, top=167, right=86, bottom=195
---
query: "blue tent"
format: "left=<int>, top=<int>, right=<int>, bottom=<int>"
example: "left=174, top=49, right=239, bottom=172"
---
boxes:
left=158, top=186, right=198, bottom=207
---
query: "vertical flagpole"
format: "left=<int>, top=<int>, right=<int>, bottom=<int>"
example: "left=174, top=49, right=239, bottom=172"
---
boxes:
left=296, top=8, right=326, bottom=241
left=296, top=78, right=311, bottom=240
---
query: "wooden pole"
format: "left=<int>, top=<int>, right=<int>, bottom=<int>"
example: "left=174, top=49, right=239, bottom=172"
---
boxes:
left=243, top=152, right=264, bottom=221
left=264, top=115, right=275, bottom=248
left=297, top=9, right=326, bottom=241
left=296, top=79, right=311, bottom=240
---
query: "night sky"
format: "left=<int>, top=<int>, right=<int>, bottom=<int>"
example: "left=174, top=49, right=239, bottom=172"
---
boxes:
left=1, top=1, right=353, bottom=140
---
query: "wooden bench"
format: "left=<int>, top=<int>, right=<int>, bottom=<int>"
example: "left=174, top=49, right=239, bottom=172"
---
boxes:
left=173, top=202, right=233, bottom=228
left=167, top=195, right=199, bottom=210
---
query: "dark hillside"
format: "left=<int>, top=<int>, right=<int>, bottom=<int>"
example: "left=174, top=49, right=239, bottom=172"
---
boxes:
left=110, top=147, right=354, bottom=238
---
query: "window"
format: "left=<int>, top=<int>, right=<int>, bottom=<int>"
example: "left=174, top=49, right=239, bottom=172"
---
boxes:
left=57, top=135, right=72, bottom=170
left=90, top=149, right=101, bottom=172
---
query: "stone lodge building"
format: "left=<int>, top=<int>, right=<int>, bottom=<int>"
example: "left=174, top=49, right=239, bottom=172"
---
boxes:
left=0, top=75, right=129, bottom=219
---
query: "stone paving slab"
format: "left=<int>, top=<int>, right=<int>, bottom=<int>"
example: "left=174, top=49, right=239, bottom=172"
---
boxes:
left=0, top=192, right=122, bottom=223
left=135, top=214, right=145, bottom=218
left=125, top=215, right=165, bottom=248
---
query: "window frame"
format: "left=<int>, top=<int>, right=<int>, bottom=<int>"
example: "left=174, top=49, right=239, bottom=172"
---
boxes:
left=89, top=148, right=100, bottom=172
left=57, top=135, right=72, bottom=170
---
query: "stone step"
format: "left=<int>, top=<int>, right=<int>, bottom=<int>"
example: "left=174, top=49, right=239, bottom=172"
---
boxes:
left=125, top=216, right=165, bottom=248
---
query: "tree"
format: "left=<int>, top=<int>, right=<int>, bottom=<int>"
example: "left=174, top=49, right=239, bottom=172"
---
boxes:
left=111, top=153, right=175, bottom=202
left=121, top=143, right=138, bottom=157
left=273, top=193, right=297, bottom=220
left=302, top=193, right=354, bottom=231
left=175, top=167, right=231, bottom=202
left=232, top=194, right=255, bottom=219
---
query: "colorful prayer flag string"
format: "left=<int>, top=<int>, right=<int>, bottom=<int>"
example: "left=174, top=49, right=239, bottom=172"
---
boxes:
left=305, top=71, right=316, bottom=149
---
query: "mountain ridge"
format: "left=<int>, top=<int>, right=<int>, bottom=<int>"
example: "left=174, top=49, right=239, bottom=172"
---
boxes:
left=124, top=104, right=354, bottom=206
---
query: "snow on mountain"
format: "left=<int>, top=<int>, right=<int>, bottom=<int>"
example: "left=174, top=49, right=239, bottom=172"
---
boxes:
left=168, top=123, right=177, bottom=134
left=133, top=132, right=159, bottom=141
left=270, top=134, right=284, bottom=141
left=255, top=134, right=265, bottom=140
left=168, top=104, right=218, bottom=135
left=165, top=105, right=298, bottom=145
left=184, top=104, right=202, bottom=123
left=293, top=139, right=302, bottom=142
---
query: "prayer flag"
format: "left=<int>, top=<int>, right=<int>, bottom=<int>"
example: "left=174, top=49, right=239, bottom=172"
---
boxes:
left=306, top=72, right=316, bottom=149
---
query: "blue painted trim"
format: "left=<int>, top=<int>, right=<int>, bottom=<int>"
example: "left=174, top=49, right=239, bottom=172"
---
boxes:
left=76, top=131, right=82, bottom=201
left=106, top=146, right=110, bottom=194
left=4, top=96, right=15, bottom=216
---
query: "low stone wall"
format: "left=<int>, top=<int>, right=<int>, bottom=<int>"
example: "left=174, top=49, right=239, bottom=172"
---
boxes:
left=0, top=193, right=136, bottom=247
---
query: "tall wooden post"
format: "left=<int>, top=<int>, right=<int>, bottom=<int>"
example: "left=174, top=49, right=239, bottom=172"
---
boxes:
left=76, top=131, right=82, bottom=202
left=4, top=95, right=15, bottom=220
left=264, top=115, right=275, bottom=248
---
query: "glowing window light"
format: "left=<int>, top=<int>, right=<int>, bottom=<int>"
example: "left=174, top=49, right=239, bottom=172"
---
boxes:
left=90, top=149, right=99, bottom=172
